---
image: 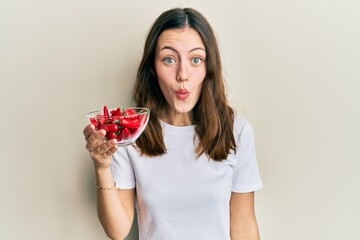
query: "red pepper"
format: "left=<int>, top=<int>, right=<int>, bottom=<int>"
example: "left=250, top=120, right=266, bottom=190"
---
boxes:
left=112, top=107, right=122, bottom=116
left=112, top=118, right=121, bottom=123
left=128, top=118, right=140, bottom=132
left=132, top=114, right=148, bottom=135
left=138, top=114, right=147, bottom=125
left=130, top=118, right=140, bottom=124
left=96, top=114, right=107, bottom=126
left=106, top=132, right=117, bottom=139
left=124, top=109, right=136, bottom=116
left=90, top=105, right=147, bottom=142
left=98, top=123, right=119, bottom=133
left=123, top=128, right=131, bottom=140
left=120, top=118, right=140, bottom=129
left=103, top=106, right=109, bottom=117
left=124, top=114, right=138, bottom=120
left=90, top=118, right=99, bottom=128
left=116, top=129, right=124, bottom=141
left=123, top=109, right=138, bottom=119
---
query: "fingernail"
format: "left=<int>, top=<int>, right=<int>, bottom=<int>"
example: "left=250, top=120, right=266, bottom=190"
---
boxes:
left=90, top=124, right=95, bottom=130
left=112, top=139, right=117, bottom=144
left=100, top=130, right=106, bottom=135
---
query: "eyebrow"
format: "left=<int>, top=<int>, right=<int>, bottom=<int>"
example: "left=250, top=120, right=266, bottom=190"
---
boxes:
left=160, top=46, right=206, bottom=54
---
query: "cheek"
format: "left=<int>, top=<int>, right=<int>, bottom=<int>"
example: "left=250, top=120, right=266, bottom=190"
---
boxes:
left=195, top=67, right=206, bottom=84
left=195, top=82, right=204, bottom=98
left=157, top=76, right=174, bottom=100
left=194, top=71, right=206, bottom=90
left=157, top=73, right=172, bottom=89
left=155, top=65, right=175, bottom=84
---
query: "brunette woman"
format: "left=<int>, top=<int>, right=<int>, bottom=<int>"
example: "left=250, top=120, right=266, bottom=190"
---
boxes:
left=83, top=8, right=263, bottom=240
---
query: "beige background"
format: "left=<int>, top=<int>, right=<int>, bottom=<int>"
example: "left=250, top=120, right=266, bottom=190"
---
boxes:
left=1, top=0, right=359, bottom=239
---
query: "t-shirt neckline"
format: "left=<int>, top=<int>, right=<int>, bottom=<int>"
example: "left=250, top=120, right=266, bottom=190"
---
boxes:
left=159, top=118, right=195, bottom=135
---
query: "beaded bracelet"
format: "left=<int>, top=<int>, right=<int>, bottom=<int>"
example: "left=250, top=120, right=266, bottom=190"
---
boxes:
left=95, top=181, right=117, bottom=191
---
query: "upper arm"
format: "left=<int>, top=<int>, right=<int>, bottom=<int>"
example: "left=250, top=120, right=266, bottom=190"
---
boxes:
left=118, top=188, right=136, bottom=222
left=230, top=192, right=260, bottom=240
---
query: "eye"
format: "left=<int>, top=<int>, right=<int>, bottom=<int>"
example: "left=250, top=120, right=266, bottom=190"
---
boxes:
left=163, top=57, right=176, bottom=64
left=191, top=57, right=203, bottom=64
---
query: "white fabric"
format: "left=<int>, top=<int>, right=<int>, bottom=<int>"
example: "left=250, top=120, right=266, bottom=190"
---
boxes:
left=111, top=115, right=263, bottom=240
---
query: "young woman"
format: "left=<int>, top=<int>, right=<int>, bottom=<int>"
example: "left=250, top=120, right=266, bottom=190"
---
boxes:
left=83, top=8, right=263, bottom=240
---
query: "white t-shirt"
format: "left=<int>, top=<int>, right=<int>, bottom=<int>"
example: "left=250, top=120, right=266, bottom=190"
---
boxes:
left=111, top=115, right=263, bottom=240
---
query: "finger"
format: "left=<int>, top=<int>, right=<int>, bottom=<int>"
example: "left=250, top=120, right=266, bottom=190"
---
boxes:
left=86, top=129, right=106, bottom=151
left=83, top=124, right=95, bottom=140
left=101, top=145, right=118, bottom=158
left=104, top=144, right=118, bottom=157
left=91, top=139, right=117, bottom=156
left=108, top=145, right=118, bottom=155
left=105, top=151, right=113, bottom=157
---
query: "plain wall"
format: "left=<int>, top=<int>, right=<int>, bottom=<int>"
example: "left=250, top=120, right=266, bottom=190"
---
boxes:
left=1, top=0, right=359, bottom=239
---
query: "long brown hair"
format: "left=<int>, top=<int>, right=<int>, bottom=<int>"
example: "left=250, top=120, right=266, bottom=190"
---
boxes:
left=133, top=8, right=236, bottom=161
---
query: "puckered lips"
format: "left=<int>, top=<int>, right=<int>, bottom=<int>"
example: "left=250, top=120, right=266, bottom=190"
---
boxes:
left=175, top=88, right=189, bottom=100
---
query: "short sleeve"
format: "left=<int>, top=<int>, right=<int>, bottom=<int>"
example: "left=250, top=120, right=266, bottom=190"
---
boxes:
left=110, top=146, right=136, bottom=189
left=232, top=120, right=263, bottom=193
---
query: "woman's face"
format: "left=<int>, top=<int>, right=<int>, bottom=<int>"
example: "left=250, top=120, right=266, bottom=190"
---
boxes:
left=154, top=27, right=206, bottom=123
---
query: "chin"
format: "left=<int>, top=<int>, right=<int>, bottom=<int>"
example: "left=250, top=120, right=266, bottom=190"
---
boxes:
left=170, top=97, right=195, bottom=112
left=174, top=104, right=194, bottom=114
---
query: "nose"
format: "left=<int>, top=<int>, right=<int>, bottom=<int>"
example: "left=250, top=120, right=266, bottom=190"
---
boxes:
left=176, top=60, right=188, bottom=82
left=177, top=75, right=188, bottom=82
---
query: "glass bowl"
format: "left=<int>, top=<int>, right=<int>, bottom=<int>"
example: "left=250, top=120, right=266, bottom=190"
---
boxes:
left=86, top=106, right=150, bottom=146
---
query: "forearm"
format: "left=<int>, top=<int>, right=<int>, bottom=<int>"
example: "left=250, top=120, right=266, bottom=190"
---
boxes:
left=231, top=226, right=260, bottom=240
left=96, top=168, right=133, bottom=240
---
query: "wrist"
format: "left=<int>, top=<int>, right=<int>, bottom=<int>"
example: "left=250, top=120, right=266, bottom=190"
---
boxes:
left=94, top=163, right=111, bottom=174
left=94, top=166, right=113, bottom=181
left=95, top=165, right=111, bottom=174
left=95, top=180, right=117, bottom=191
